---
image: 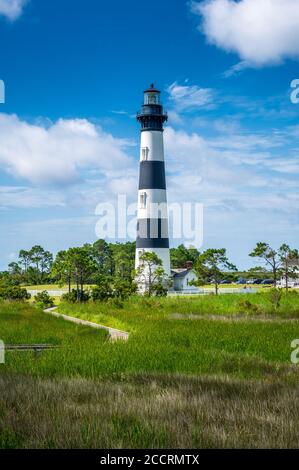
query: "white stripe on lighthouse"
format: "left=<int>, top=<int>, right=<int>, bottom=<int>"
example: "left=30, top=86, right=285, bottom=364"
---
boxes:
left=137, top=189, right=167, bottom=219
left=140, top=130, right=165, bottom=162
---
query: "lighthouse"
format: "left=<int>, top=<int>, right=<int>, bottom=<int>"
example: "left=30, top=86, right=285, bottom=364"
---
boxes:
left=135, top=84, right=170, bottom=285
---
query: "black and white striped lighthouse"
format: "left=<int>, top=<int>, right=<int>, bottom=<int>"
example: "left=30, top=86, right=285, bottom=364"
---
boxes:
left=135, top=84, right=170, bottom=281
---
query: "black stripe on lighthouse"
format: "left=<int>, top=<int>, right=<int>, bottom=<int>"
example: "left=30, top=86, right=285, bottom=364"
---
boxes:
left=136, top=218, right=169, bottom=249
left=139, top=161, right=166, bottom=190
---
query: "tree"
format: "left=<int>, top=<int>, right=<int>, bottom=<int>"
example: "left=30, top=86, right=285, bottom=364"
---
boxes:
left=40, top=250, right=53, bottom=282
left=91, top=240, right=114, bottom=276
left=249, top=242, right=299, bottom=289
left=194, top=248, right=237, bottom=295
left=111, top=242, right=135, bottom=282
left=278, top=244, right=299, bottom=291
left=245, top=266, right=268, bottom=280
left=249, top=243, right=280, bottom=287
left=18, top=249, right=31, bottom=273
left=136, top=252, right=169, bottom=297
left=170, top=244, right=200, bottom=269
left=52, top=246, right=96, bottom=302
left=67, top=247, right=96, bottom=301
left=51, top=250, right=73, bottom=292
left=29, top=245, right=46, bottom=283
left=14, top=246, right=54, bottom=285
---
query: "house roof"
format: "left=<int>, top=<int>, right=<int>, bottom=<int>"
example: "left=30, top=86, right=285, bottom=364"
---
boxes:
left=171, top=269, right=196, bottom=278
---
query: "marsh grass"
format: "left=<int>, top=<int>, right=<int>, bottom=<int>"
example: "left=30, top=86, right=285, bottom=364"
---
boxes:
left=0, top=373, right=299, bottom=449
left=1, top=299, right=298, bottom=380
left=59, top=292, right=299, bottom=329
left=2, top=298, right=299, bottom=448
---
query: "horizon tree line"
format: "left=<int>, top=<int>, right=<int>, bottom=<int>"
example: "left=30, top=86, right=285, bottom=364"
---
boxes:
left=1, top=240, right=298, bottom=298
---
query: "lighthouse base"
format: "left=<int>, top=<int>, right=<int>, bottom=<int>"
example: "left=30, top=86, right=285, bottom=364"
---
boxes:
left=135, top=248, right=171, bottom=294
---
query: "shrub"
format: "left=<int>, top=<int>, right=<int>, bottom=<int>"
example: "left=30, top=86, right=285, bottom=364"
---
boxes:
left=106, top=297, right=124, bottom=309
left=152, top=282, right=168, bottom=297
left=267, top=288, right=283, bottom=311
left=34, top=291, right=54, bottom=309
left=61, top=289, right=90, bottom=303
left=91, top=283, right=114, bottom=302
left=140, top=298, right=163, bottom=309
left=238, top=299, right=261, bottom=315
left=114, top=279, right=137, bottom=300
left=0, top=286, right=31, bottom=301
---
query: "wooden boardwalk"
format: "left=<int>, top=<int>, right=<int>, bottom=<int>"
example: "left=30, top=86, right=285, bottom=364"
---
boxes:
left=44, top=307, right=129, bottom=342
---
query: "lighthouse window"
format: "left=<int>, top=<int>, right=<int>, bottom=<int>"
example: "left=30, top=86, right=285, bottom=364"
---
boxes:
left=140, top=192, right=147, bottom=208
left=149, top=94, right=157, bottom=104
left=141, top=147, right=149, bottom=161
left=145, top=93, right=159, bottom=105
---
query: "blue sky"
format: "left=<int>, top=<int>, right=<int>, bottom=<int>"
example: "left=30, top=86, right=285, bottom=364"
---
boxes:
left=0, top=0, right=299, bottom=270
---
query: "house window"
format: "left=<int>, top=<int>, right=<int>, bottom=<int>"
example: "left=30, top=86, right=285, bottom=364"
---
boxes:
left=140, top=192, right=147, bottom=208
left=141, top=147, right=149, bottom=161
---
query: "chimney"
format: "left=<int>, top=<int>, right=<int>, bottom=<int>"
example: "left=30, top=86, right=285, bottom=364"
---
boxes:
left=185, top=261, right=193, bottom=270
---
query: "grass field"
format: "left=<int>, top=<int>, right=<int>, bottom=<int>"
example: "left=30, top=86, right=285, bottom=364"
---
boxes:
left=24, top=283, right=266, bottom=291
left=1, top=294, right=299, bottom=448
left=59, top=291, right=299, bottom=327
left=1, top=374, right=299, bottom=449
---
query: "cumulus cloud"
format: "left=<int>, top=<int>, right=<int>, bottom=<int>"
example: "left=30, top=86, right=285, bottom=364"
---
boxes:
left=192, top=0, right=299, bottom=67
left=0, top=114, right=135, bottom=185
left=0, top=0, right=28, bottom=20
left=167, top=82, right=214, bottom=111
left=164, top=125, right=299, bottom=215
left=163, top=125, right=299, bottom=264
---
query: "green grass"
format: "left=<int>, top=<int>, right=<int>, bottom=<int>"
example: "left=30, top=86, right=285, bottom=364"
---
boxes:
left=1, top=373, right=299, bottom=449
left=59, top=291, right=299, bottom=328
left=56, top=297, right=299, bottom=381
left=2, top=296, right=299, bottom=448
left=0, top=301, right=108, bottom=378
left=2, top=295, right=298, bottom=381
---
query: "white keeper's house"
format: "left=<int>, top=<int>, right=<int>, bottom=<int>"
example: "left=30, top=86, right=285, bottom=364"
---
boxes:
left=170, top=262, right=200, bottom=294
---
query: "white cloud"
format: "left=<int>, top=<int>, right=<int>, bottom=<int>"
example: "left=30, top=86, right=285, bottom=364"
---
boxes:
left=192, top=0, right=299, bottom=67
left=0, top=114, right=135, bottom=185
left=163, top=126, right=299, bottom=265
left=0, top=185, right=66, bottom=209
left=167, top=82, right=214, bottom=111
left=164, top=126, right=299, bottom=217
left=0, top=0, right=28, bottom=20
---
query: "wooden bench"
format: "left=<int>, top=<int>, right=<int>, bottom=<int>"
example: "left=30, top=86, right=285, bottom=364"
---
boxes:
left=5, top=344, right=59, bottom=356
